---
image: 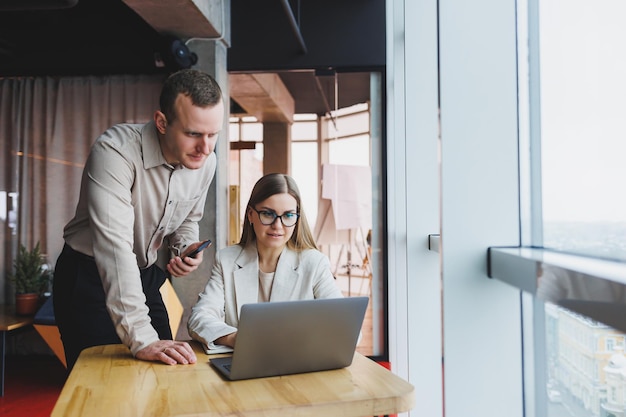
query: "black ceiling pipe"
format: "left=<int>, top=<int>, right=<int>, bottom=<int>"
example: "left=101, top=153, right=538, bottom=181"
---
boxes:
left=0, top=0, right=79, bottom=11
left=279, top=0, right=307, bottom=54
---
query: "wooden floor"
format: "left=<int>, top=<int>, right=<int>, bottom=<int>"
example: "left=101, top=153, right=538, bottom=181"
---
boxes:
left=356, top=291, right=374, bottom=356
left=335, top=273, right=374, bottom=357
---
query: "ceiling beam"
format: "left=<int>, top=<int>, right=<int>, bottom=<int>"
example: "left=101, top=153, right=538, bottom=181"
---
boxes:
left=122, top=0, right=226, bottom=40
left=230, top=73, right=295, bottom=123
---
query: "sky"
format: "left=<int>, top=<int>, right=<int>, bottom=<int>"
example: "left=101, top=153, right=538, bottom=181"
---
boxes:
left=539, top=0, right=626, bottom=223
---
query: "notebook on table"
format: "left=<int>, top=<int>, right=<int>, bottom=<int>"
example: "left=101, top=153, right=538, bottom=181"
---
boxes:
left=203, top=344, right=233, bottom=355
left=209, top=296, right=369, bottom=381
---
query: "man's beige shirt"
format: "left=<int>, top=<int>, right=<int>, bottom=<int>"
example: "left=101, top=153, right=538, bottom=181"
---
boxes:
left=64, top=121, right=216, bottom=355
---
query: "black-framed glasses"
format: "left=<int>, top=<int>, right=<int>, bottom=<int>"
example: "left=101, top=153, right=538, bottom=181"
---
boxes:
left=251, top=207, right=300, bottom=227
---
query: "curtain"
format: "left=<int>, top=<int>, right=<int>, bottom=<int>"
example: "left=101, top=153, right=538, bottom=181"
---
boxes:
left=0, top=74, right=165, bottom=303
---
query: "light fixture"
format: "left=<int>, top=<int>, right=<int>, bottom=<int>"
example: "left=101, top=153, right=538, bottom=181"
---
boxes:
left=156, top=35, right=198, bottom=70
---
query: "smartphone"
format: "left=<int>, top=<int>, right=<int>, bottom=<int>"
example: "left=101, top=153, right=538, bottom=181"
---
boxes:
left=185, top=239, right=212, bottom=258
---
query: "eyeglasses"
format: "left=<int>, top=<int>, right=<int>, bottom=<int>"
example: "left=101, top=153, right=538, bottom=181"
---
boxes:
left=251, top=207, right=300, bottom=227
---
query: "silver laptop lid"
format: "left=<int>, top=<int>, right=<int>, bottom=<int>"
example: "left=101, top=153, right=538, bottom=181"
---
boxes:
left=222, top=296, right=369, bottom=380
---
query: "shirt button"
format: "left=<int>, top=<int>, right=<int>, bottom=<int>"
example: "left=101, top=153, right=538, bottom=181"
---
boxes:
left=168, top=201, right=172, bottom=205
left=159, top=227, right=164, bottom=231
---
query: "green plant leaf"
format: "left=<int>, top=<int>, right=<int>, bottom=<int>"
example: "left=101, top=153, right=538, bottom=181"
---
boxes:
left=8, top=241, right=50, bottom=295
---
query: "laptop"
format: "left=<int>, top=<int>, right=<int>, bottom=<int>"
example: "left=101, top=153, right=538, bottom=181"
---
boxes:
left=210, top=296, right=369, bottom=380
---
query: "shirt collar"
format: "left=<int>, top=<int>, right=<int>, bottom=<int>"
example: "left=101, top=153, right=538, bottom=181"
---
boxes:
left=142, top=120, right=174, bottom=170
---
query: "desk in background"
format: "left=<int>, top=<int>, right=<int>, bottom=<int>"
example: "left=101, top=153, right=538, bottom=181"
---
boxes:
left=0, top=305, right=35, bottom=396
left=52, top=342, right=415, bottom=417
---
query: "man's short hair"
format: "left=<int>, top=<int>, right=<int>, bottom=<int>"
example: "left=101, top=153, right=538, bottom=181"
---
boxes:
left=160, top=69, right=223, bottom=123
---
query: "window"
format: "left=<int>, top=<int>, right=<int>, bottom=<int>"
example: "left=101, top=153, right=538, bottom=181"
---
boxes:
left=291, top=114, right=320, bottom=231
left=491, top=0, right=626, bottom=416
left=539, top=0, right=626, bottom=263
left=228, top=116, right=263, bottom=244
left=228, top=87, right=385, bottom=360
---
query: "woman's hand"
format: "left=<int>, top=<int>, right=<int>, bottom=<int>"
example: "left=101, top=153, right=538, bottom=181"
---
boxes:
left=215, top=332, right=237, bottom=348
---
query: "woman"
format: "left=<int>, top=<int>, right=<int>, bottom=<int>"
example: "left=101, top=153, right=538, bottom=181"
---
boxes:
left=188, top=173, right=343, bottom=350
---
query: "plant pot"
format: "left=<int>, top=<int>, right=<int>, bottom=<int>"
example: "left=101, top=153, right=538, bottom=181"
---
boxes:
left=15, top=293, right=40, bottom=315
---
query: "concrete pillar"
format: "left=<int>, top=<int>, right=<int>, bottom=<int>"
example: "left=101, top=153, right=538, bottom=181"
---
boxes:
left=263, top=122, right=292, bottom=175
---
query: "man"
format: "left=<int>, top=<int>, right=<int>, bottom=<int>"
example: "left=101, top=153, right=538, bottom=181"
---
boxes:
left=53, top=69, right=224, bottom=370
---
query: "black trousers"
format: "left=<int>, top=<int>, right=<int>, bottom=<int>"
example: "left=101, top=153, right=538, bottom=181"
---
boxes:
left=53, top=244, right=172, bottom=370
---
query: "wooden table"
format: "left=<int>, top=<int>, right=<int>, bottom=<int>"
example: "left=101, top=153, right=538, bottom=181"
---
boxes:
left=0, top=305, right=35, bottom=396
left=52, top=343, right=415, bottom=417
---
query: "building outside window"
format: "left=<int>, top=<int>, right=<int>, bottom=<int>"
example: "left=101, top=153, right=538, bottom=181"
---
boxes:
left=518, top=0, right=626, bottom=416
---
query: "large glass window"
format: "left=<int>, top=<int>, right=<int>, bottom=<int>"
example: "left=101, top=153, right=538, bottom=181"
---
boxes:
left=518, top=1, right=626, bottom=416
left=228, top=89, right=383, bottom=359
left=291, top=113, right=320, bottom=232
left=539, top=0, right=626, bottom=263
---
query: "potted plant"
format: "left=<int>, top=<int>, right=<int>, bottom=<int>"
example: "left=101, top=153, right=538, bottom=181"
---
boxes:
left=8, top=242, right=51, bottom=315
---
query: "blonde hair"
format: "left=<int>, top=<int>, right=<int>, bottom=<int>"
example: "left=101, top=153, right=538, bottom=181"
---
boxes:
left=239, top=173, right=318, bottom=251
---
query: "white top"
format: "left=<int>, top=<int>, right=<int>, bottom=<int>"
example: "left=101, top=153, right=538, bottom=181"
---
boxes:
left=258, top=270, right=275, bottom=302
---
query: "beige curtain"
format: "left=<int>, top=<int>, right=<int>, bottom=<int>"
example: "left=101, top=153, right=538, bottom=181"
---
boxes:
left=0, top=74, right=165, bottom=303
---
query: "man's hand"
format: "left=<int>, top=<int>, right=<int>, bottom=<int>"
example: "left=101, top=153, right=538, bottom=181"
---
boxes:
left=136, top=340, right=197, bottom=365
left=167, top=241, right=206, bottom=277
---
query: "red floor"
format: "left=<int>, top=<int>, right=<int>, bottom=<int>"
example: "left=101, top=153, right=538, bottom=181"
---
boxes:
left=0, top=355, right=67, bottom=417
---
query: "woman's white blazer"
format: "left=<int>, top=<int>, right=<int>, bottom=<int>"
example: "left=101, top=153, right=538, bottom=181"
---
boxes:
left=188, top=243, right=343, bottom=347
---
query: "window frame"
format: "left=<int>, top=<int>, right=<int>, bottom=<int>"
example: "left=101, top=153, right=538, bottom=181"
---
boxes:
left=486, top=0, right=626, bottom=416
